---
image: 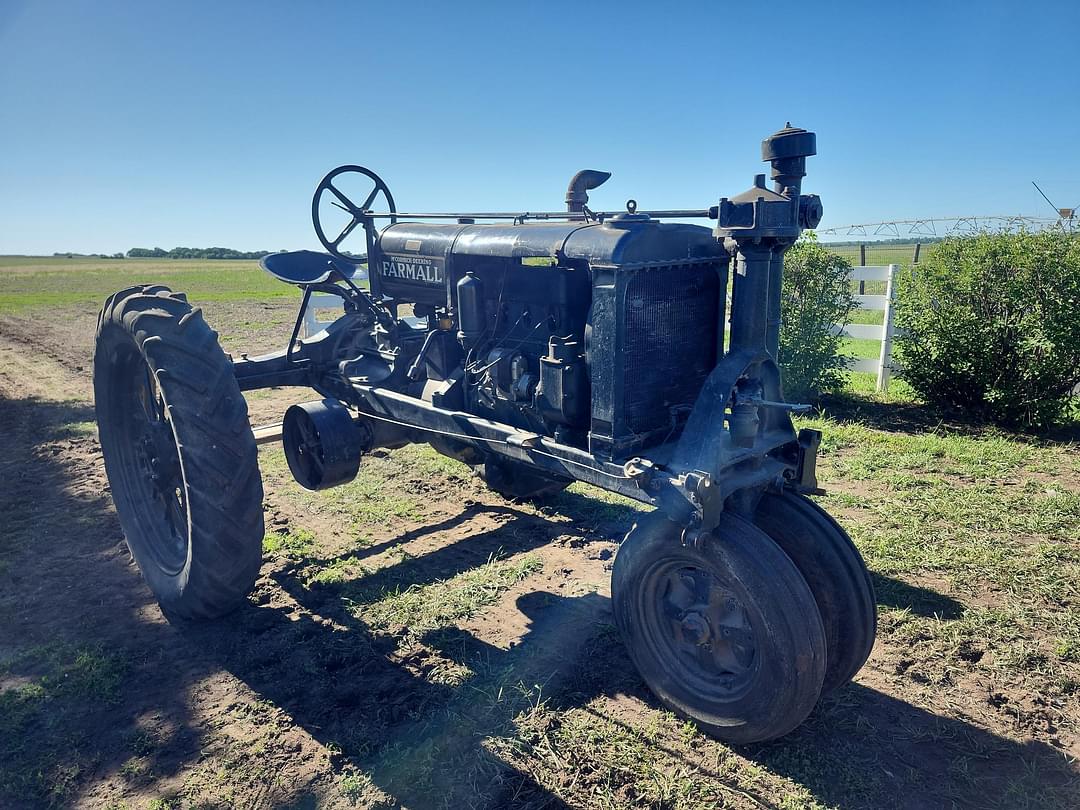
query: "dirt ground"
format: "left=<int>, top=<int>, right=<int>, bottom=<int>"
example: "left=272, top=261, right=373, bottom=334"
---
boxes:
left=1, top=297, right=1077, bottom=810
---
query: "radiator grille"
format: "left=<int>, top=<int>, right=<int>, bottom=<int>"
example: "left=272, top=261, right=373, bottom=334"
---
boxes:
left=622, top=264, right=720, bottom=437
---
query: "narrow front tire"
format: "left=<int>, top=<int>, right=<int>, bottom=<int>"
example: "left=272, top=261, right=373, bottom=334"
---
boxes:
left=612, top=512, right=827, bottom=744
left=754, top=492, right=876, bottom=693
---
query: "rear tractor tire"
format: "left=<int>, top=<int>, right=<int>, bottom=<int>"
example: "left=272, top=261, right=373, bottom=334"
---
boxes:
left=94, top=286, right=264, bottom=620
left=612, top=512, right=827, bottom=744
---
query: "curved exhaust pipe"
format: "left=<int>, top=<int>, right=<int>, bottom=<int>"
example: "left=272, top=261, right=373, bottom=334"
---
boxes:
left=565, top=169, right=612, bottom=212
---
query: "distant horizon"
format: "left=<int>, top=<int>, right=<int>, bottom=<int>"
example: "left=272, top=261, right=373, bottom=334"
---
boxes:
left=8, top=221, right=1064, bottom=258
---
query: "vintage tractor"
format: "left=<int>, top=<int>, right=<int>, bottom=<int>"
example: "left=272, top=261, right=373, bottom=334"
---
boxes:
left=94, top=126, right=875, bottom=743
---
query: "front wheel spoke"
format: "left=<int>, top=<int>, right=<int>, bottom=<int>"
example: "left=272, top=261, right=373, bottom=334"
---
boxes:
left=690, top=570, right=714, bottom=606
left=665, top=572, right=696, bottom=610
left=713, top=626, right=754, bottom=671
left=660, top=589, right=687, bottom=622
left=707, top=582, right=736, bottom=618
left=726, top=625, right=754, bottom=649
left=697, top=642, right=723, bottom=675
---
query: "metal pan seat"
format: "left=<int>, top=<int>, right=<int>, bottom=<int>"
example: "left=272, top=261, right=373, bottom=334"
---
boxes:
left=259, top=250, right=364, bottom=285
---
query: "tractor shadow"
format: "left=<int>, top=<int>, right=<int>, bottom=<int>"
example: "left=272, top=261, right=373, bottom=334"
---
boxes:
left=870, top=571, right=965, bottom=619
left=751, top=682, right=1079, bottom=809
left=5, top=393, right=1067, bottom=809
left=183, top=504, right=1074, bottom=810
left=0, top=394, right=224, bottom=808
left=180, top=506, right=588, bottom=808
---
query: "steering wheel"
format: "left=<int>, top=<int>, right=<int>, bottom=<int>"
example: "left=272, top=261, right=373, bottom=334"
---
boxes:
left=311, top=165, right=397, bottom=259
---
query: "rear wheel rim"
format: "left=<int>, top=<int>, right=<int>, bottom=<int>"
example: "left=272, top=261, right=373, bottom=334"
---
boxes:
left=108, top=344, right=189, bottom=575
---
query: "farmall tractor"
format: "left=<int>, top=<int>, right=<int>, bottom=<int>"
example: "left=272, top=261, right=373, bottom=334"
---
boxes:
left=94, top=126, right=875, bottom=743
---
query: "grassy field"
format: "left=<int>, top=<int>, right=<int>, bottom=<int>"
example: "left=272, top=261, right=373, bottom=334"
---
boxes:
left=0, top=255, right=1077, bottom=808
left=0, top=255, right=292, bottom=311
left=0, top=255, right=890, bottom=364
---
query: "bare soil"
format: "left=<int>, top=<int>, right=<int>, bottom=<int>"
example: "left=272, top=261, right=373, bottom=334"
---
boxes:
left=0, top=301, right=1077, bottom=809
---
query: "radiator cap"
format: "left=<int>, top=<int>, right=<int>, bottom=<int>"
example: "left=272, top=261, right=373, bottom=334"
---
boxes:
left=604, top=199, right=654, bottom=228
left=604, top=212, right=653, bottom=228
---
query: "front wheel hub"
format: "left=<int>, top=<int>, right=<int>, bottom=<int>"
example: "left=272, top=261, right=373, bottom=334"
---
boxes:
left=654, top=564, right=757, bottom=695
left=678, top=610, right=711, bottom=645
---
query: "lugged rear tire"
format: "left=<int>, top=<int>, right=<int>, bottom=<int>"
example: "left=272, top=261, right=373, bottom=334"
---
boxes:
left=754, top=492, right=876, bottom=693
left=94, top=285, right=264, bottom=620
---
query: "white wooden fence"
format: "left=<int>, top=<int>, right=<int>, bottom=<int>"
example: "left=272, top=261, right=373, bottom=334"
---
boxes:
left=301, top=293, right=346, bottom=337
left=300, top=266, right=368, bottom=337
left=831, top=264, right=899, bottom=392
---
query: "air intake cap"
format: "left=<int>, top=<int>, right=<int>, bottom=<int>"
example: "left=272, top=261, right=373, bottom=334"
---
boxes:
left=761, top=124, right=817, bottom=163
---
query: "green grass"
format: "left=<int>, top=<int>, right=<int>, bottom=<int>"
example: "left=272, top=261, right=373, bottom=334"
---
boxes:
left=848, top=308, right=885, bottom=326
left=836, top=370, right=917, bottom=398
left=492, top=702, right=821, bottom=810
left=824, top=241, right=926, bottom=268
left=800, top=410, right=1080, bottom=701
left=263, top=527, right=318, bottom=557
left=259, top=446, right=435, bottom=532
left=353, top=552, right=543, bottom=633
left=0, top=255, right=292, bottom=312
left=553, top=481, right=648, bottom=526
left=0, top=643, right=129, bottom=704
left=0, top=644, right=130, bottom=805
left=839, top=335, right=880, bottom=360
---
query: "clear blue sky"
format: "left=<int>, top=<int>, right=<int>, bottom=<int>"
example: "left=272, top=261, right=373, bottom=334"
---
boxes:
left=1, top=0, right=1077, bottom=255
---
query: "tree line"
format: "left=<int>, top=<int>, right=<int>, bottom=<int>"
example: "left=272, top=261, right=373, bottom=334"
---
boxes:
left=125, top=247, right=273, bottom=259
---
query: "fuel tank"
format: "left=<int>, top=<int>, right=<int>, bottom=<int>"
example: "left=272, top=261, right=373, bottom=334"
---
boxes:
left=374, top=216, right=727, bottom=305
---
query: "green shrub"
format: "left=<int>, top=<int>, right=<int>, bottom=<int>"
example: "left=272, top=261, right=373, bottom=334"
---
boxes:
left=778, top=237, right=857, bottom=400
left=894, top=230, right=1080, bottom=430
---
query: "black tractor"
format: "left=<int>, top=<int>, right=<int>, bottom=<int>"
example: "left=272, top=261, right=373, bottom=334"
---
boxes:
left=94, top=126, right=875, bottom=743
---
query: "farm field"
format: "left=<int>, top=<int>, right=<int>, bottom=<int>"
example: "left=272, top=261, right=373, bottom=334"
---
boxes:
left=1, top=256, right=1078, bottom=809
left=822, top=242, right=925, bottom=269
